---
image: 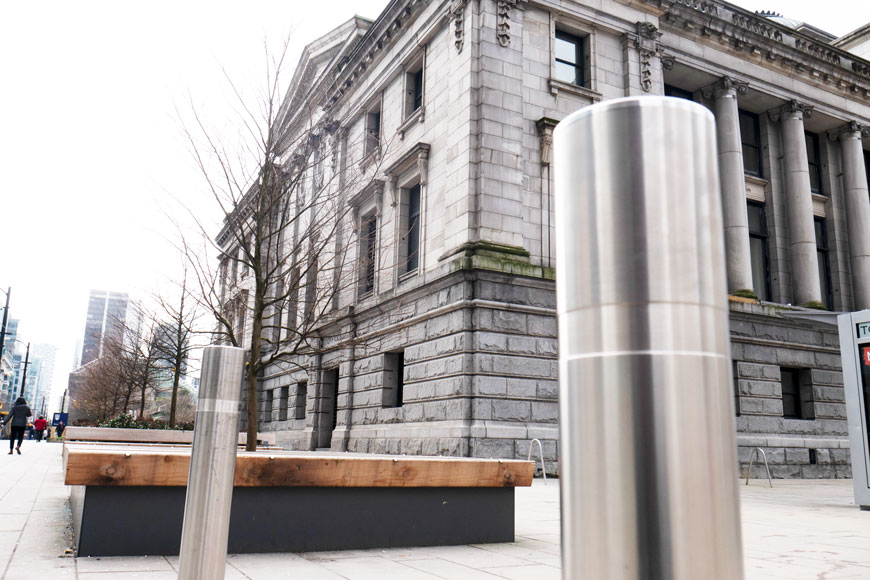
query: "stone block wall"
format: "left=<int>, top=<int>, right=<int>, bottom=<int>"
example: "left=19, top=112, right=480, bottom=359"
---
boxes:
left=731, top=300, right=849, bottom=478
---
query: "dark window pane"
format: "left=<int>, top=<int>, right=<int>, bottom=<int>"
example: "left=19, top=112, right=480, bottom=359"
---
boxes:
left=781, top=370, right=801, bottom=419
left=555, top=36, right=577, bottom=64
left=742, top=146, right=760, bottom=176
left=406, top=184, right=421, bottom=272
left=413, top=69, right=423, bottom=111
left=805, top=134, right=818, bottom=164
left=739, top=110, right=762, bottom=177
left=554, top=62, right=577, bottom=84
left=664, top=85, right=694, bottom=101
left=806, top=132, right=822, bottom=193
left=809, top=168, right=821, bottom=193
left=747, top=203, right=764, bottom=234
left=750, top=238, right=769, bottom=301
left=739, top=113, right=755, bottom=141
left=814, top=218, right=832, bottom=309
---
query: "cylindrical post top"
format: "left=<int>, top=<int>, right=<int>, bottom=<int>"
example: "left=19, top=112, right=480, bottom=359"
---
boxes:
left=554, top=96, right=744, bottom=580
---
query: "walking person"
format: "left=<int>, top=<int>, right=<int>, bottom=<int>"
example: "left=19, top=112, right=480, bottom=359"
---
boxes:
left=3, top=398, right=32, bottom=455
left=33, top=416, right=47, bottom=442
left=56, top=421, right=65, bottom=439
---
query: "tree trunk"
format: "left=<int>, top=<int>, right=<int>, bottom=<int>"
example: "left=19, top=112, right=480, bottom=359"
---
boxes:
left=169, top=365, right=181, bottom=427
left=139, top=382, right=147, bottom=418
left=245, top=297, right=265, bottom=451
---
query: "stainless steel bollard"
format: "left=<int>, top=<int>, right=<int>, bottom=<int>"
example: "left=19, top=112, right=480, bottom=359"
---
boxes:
left=553, top=97, right=744, bottom=580
left=178, top=346, right=245, bottom=580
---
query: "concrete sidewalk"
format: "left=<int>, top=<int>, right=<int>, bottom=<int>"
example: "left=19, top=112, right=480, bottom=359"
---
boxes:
left=2, top=442, right=869, bottom=579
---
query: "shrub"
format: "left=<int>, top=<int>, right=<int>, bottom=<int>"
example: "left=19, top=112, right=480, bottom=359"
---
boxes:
left=98, top=415, right=194, bottom=430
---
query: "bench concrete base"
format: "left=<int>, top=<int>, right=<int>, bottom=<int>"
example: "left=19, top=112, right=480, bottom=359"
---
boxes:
left=71, top=485, right=515, bottom=556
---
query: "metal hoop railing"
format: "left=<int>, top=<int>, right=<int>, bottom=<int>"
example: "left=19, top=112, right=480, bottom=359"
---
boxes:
left=527, top=438, right=547, bottom=484
left=744, top=447, right=773, bottom=488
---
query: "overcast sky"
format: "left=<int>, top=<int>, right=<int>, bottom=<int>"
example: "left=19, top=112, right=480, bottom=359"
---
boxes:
left=0, top=0, right=866, bottom=412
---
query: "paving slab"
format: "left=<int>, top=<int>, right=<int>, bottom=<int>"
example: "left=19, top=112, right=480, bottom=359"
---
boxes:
left=2, top=442, right=870, bottom=579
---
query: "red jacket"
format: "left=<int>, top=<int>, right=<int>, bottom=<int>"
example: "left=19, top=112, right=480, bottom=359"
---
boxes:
left=34, top=418, right=47, bottom=431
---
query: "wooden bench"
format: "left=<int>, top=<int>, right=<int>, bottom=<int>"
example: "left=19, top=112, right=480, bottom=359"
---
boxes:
left=63, top=444, right=534, bottom=557
left=63, top=426, right=278, bottom=447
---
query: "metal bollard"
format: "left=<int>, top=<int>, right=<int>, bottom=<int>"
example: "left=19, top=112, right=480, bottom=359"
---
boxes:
left=553, top=96, right=744, bottom=580
left=178, top=346, right=245, bottom=580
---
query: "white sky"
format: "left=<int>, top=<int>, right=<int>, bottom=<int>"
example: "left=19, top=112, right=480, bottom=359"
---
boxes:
left=0, top=0, right=866, bottom=413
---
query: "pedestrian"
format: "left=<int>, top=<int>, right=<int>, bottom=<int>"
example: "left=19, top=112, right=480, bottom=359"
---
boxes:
left=33, top=416, right=47, bottom=442
left=56, top=421, right=65, bottom=439
left=3, top=398, right=32, bottom=455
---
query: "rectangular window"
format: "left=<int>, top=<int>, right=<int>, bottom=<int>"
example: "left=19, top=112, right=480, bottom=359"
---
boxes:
left=382, top=352, right=405, bottom=408
left=403, top=183, right=421, bottom=274
left=294, top=381, right=308, bottom=420
left=781, top=368, right=815, bottom=420
left=747, top=202, right=771, bottom=301
left=739, top=110, right=762, bottom=178
left=814, top=218, right=833, bottom=309
left=264, top=389, right=273, bottom=423
left=360, top=212, right=377, bottom=296
left=554, top=30, right=585, bottom=87
left=805, top=132, right=822, bottom=193
left=277, top=386, right=288, bottom=421
left=405, top=60, right=424, bottom=118
left=664, top=84, right=694, bottom=101
left=364, top=107, right=381, bottom=157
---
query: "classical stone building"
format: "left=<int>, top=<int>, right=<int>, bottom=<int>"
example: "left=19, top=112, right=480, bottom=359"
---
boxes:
left=222, top=0, right=870, bottom=478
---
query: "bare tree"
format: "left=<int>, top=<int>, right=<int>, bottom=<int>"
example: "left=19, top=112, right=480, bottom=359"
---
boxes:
left=175, top=39, right=391, bottom=450
left=153, top=270, right=200, bottom=427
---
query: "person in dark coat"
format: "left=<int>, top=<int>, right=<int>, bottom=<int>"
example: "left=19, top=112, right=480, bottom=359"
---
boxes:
left=4, top=398, right=32, bottom=455
left=55, top=421, right=65, bottom=438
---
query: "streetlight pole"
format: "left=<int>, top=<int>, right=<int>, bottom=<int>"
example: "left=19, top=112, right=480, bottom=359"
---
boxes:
left=19, top=342, right=30, bottom=398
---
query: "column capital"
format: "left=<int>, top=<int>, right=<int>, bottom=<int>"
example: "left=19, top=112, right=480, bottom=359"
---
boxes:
left=700, top=76, right=748, bottom=101
left=767, top=100, right=813, bottom=122
left=828, top=120, right=870, bottom=141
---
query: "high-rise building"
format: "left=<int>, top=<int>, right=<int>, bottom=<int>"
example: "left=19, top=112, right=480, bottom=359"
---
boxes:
left=0, top=319, right=20, bottom=408
left=31, top=344, right=57, bottom=415
left=80, top=290, right=129, bottom=366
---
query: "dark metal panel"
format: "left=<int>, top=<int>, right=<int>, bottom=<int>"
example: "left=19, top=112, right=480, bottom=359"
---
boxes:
left=75, top=486, right=515, bottom=557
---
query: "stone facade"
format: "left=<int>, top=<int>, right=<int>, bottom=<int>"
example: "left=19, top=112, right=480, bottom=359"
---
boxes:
left=221, top=0, right=870, bottom=477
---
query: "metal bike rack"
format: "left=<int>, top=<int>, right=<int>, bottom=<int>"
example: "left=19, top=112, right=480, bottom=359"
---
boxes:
left=744, top=447, right=773, bottom=488
left=527, top=438, right=547, bottom=484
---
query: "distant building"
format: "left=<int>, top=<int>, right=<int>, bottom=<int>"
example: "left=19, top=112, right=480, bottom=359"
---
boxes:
left=0, top=319, right=19, bottom=408
left=80, top=290, right=129, bottom=366
left=31, top=344, right=57, bottom=415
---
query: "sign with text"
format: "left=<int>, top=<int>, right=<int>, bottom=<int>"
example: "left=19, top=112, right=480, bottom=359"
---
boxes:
left=859, top=322, right=870, bottom=340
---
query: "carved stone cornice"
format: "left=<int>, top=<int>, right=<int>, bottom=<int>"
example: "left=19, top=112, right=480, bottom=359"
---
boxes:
left=828, top=121, right=870, bottom=141
left=660, top=0, right=870, bottom=100
left=446, top=0, right=468, bottom=53
left=700, top=76, right=749, bottom=100
left=767, top=100, right=814, bottom=122
left=324, top=0, right=429, bottom=112
left=660, top=54, right=676, bottom=71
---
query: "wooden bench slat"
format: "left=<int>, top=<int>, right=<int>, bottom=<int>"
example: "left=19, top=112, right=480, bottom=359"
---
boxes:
left=63, top=447, right=534, bottom=488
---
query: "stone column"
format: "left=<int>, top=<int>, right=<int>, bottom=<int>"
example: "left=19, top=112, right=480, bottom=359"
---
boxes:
left=769, top=101, right=822, bottom=307
left=833, top=122, right=870, bottom=309
left=703, top=76, right=754, bottom=295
